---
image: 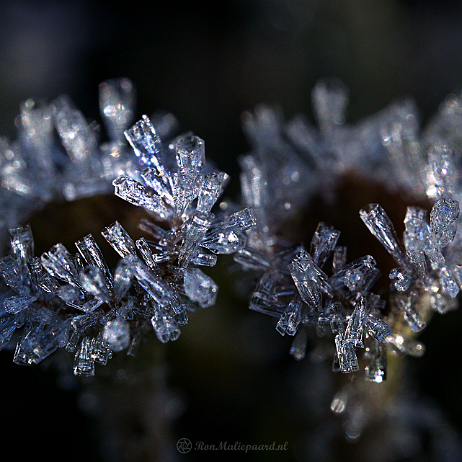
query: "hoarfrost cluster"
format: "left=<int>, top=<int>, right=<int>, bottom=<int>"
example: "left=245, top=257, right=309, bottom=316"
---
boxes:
left=0, top=76, right=462, bottom=440
left=0, top=79, right=255, bottom=375
left=234, top=79, right=462, bottom=432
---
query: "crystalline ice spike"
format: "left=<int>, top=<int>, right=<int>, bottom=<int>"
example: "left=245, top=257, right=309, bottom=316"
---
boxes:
left=9, top=224, right=34, bottom=264
left=99, top=78, right=135, bottom=141
left=310, top=222, right=340, bottom=268
left=124, top=115, right=164, bottom=170
left=175, top=134, right=205, bottom=171
left=75, top=234, right=114, bottom=290
left=360, top=204, right=408, bottom=266
left=101, top=221, right=137, bottom=258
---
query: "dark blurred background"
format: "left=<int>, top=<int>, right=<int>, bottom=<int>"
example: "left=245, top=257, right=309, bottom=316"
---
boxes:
left=1, top=0, right=462, bottom=461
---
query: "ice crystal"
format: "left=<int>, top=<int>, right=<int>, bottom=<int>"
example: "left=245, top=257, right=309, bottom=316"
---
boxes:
left=0, top=83, right=255, bottom=376
left=234, top=78, right=462, bottom=438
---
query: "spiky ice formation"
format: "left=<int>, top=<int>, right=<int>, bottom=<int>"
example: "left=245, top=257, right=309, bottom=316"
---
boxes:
left=0, top=100, right=255, bottom=376
left=234, top=79, right=462, bottom=438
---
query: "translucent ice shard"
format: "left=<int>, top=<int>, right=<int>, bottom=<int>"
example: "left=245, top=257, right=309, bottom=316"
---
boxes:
left=75, top=234, right=114, bottom=290
left=41, top=244, right=82, bottom=288
left=135, top=237, right=160, bottom=271
left=0, top=255, right=29, bottom=295
left=335, top=332, right=359, bottom=373
left=394, top=291, right=427, bottom=333
left=310, top=222, right=341, bottom=268
left=103, top=317, right=130, bottom=352
left=175, top=134, right=205, bottom=171
left=101, top=221, right=137, bottom=258
left=79, top=266, right=110, bottom=303
left=53, top=95, right=97, bottom=164
left=177, top=211, right=213, bottom=267
left=389, top=267, right=412, bottom=292
left=9, top=224, right=34, bottom=264
left=290, top=248, right=330, bottom=310
left=429, top=196, right=459, bottom=247
left=328, top=255, right=377, bottom=292
left=151, top=310, right=180, bottom=343
left=0, top=317, right=17, bottom=350
left=249, top=268, right=286, bottom=317
left=28, top=257, right=60, bottom=294
left=99, top=78, right=135, bottom=141
left=439, top=267, right=460, bottom=298
left=114, top=258, right=135, bottom=300
left=364, top=315, right=391, bottom=343
left=233, top=247, right=271, bottom=271
left=74, top=337, right=95, bottom=376
left=91, top=332, right=112, bottom=366
left=4, top=294, right=36, bottom=314
left=332, top=246, right=347, bottom=273
left=124, top=114, right=164, bottom=169
left=403, top=206, right=430, bottom=278
left=360, top=204, right=408, bottom=266
left=14, top=321, right=66, bottom=365
left=112, top=175, right=170, bottom=219
left=364, top=338, right=387, bottom=383
left=276, top=294, right=302, bottom=336
left=128, top=255, right=184, bottom=315
left=344, top=296, right=367, bottom=348
left=183, top=268, right=218, bottom=308
left=197, top=171, right=229, bottom=213
left=427, top=143, right=458, bottom=199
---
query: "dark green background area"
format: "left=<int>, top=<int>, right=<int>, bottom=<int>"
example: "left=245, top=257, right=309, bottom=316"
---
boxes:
left=1, top=1, right=462, bottom=461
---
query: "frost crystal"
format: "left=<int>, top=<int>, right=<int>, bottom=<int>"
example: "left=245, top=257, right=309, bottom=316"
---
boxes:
left=232, top=78, right=462, bottom=439
left=0, top=84, right=255, bottom=376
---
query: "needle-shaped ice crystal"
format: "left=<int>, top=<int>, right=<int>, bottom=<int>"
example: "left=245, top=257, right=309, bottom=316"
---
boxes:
left=427, top=144, right=458, bottom=199
left=310, top=222, right=341, bottom=268
left=335, top=332, right=359, bottom=373
left=197, top=172, right=229, bottom=213
left=74, top=337, right=95, bottom=376
left=124, top=114, right=164, bottom=169
left=9, top=224, right=34, bottom=264
left=99, top=78, right=135, bottom=141
left=102, top=221, right=137, bottom=258
left=113, top=175, right=171, bottom=218
left=75, top=234, right=114, bottom=290
left=53, top=95, right=97, bottom=164
left=328, top=255, right=377, bottom=292
left=403, top=206, right=430, bottom=278
left=290, top=248, right=330, bottom=310
left=176, top=134, right=205, bottom=171
left=429, top=196, right=459, bottom=247
left=360, top=204, right=408, bottom=266
left=276, top=294, right=302, bottom=336
left=393, top=291, right=426, bottom=333
left=344, top=296, right=367, bottom=348
left=41, top=243, right=82, bottom=288
left=127, top=255, right=185, bottom=315
left=79, top=266, right=110, bottom=302
left=364, top=315, right=391, bottom=343
left=183, top=268, right=218, bottom=308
